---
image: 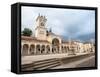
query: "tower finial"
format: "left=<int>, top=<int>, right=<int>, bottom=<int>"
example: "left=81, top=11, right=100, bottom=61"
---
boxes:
left=49, top=27, right=52, bottom=32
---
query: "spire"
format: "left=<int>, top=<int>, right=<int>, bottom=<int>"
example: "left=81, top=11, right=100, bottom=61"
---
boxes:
left=49, top=28, right=52, bottom=32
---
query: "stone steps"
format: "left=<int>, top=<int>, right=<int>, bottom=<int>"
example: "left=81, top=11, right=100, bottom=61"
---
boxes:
left=38, top=62, right=61, bottom=70
left=22, top=58, right=61, bottom=71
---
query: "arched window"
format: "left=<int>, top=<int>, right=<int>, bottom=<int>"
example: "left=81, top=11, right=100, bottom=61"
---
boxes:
left=52, top=38, right=59, bottom=46
left=36, top=45, right=40, bottom=55
left=22, top=44, right=29, bottom=56
left=64, top=46, right=67, bottom=53
left=52, top=38, right=59, bottom=53
left=61, top=46, right=64, bottom=53
left=30, top=44, right=35, bottom=55
left=46, top=45, right=50, bottom=54
left=41, top=45, right=45, bottom=54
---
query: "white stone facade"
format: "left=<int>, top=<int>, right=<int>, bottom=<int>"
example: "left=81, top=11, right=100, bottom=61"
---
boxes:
left=21, top=15, right=95, bottom=56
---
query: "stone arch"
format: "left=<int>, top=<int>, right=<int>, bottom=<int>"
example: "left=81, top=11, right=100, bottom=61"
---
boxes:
left=36, top=45, right=40, bottom=54
left=64, top=46, right=67, bottom=53
left=61, top=46, right=64, bottom=53
left=46, top=45, right=50, bottom=54
left=29, top=44, right=35, bottom=55
left=52, top=38, right=59, bottom=46
left=41, top=45, right=45, bottom=54
left=22, top=44, right=29, bottom=56
left=66, top=46, right=69, bottom=53
left=70, top=44, right=76, bottom=55
left=52, top=38, right=59, bottom=53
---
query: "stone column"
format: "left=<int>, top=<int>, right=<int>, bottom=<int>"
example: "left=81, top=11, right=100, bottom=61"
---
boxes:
left=50, top=45, right=52, bottom=54
left=34, top=44, right=36, bottom=55
left=59, top=44, right=62, bottom=54
left=40, top=45, right=41, bottom=55
left=27, top=44, right=30, bottom=55
left=45, top=45, right=47, bottom=54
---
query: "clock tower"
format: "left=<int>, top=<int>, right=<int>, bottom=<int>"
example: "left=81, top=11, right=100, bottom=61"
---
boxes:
left=35, top=14, right=47, bottom=40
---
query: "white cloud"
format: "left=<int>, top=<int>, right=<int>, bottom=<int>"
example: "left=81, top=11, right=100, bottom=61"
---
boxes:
left=21, top=6, right=95, bottom=39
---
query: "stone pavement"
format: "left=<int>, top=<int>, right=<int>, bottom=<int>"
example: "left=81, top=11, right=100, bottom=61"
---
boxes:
left=21, top=52, right=92, bottom=65
left=51, top=55, right=95, bottom=69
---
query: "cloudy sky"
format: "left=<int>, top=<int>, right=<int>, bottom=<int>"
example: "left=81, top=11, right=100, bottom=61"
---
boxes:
left=21, top=6, right=95, bottom=40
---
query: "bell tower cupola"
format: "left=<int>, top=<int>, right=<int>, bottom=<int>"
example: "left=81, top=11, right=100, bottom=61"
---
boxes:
left=35, top=14, right=47, bottom=40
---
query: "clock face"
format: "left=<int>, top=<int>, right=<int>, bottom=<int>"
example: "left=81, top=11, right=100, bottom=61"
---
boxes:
left=41, top=22, right=44, bottom=26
